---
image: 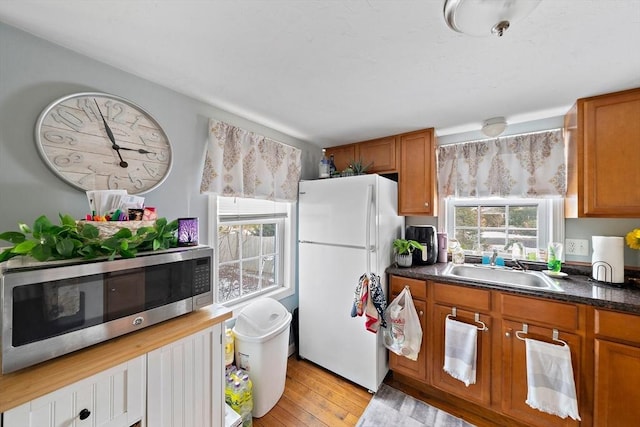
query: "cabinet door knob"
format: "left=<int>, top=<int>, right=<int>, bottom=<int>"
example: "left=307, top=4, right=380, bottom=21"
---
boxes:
left=419, top=310, right=424, bottom=316
left=424, top=202, right=429, bottom=207
left=79, top=408, right=91, bottom=420
left=505, top=331, right=511, bottom=338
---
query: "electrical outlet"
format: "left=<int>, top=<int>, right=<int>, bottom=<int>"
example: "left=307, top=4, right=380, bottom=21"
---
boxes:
left=565, top=238, right=589, bottom=256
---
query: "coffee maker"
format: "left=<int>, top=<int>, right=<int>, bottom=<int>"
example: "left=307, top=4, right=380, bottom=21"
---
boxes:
left=405, top=225, right=437, bottom=265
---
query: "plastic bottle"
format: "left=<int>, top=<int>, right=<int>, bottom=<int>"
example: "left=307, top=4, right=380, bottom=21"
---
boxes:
left=452, top=244, right=465, bottom=264
left=240, top=374, right=253, bottom=427
left=224, top=328, right=234, bottom=367
left=329, top=154, right=337, bottom=177
left=319, top=149, right=330, bottom=178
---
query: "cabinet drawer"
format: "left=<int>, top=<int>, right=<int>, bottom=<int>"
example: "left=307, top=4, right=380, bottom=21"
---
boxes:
left=595, top=309, right=640, bottom=344
left=432, top=282, right=491, bottom=312
left=390, top=275, right=427, bottom=301
left=500, top=294, right=578, bottom=330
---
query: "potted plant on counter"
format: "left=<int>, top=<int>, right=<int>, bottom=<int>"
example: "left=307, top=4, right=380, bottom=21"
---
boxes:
left=393, top=238, right=424, bottom=267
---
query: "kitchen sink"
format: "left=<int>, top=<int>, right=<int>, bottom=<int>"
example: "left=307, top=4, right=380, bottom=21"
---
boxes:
left=441, top=263, right=564, bottom=292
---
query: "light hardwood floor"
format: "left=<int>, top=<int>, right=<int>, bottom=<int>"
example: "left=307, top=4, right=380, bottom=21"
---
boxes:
left=252, top=356, right=373, bottom=427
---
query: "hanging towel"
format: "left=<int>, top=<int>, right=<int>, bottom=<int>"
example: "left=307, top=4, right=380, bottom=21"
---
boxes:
left=525, top=338, right=581, bottom=421
left=443, top=317, right=478, bottom=386
left=365, top=273, right=387, bottom=333
left=351, top=274, right=369, bottom=317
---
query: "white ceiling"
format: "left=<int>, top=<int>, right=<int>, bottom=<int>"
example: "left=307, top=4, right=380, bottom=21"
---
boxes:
left=1, top=0, right=639, bottom=147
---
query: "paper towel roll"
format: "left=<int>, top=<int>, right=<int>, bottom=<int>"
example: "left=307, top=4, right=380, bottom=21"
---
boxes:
left=592, top=236, right=625, bottom=283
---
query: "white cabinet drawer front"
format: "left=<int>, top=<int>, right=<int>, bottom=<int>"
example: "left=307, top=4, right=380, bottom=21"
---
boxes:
left=3, top=355, right=145, bottom=427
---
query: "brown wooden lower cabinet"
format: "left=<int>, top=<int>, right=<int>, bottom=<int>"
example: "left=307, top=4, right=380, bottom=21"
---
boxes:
left=387, top=275, right=608, bottom=427
left=388, top=275, right=428, bottom=382
left=593, top=309, right=640, bottom=426
left=501, top=319, right=582, bottom=427
left=431, top=304, right=492, bottom=406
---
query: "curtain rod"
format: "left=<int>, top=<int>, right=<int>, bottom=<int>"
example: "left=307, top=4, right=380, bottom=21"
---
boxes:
left=439, top=127, right=563, bottom=148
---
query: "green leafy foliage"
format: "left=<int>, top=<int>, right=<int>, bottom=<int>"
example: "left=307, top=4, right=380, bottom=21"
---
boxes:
left=393, top=239, right=425, bottom=255
left=0, top=214, right=179, bottom=263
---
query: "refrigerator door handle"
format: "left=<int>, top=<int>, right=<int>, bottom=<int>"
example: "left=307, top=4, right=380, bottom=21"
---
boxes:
left=299, top=240, right=371, bottom=251
left=365, top=184, right=373, bottom=273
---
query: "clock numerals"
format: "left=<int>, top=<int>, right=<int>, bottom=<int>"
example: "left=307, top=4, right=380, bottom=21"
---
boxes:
left=51, top=107, right=85, bottom=132
left=143, top=162, right=163, bottom=178
left=108, top=172, right=144, bottom=190
left=53, top=152, right=83, bottom=167
left=110, top=102, right=125, bottom=123
left=43, top=130, right=78, bottom=146
left=130, top=115, right=143, bottom=131
left=77, top=165, right=97, bottom=186
left=78, top=98, right=99, bottom=122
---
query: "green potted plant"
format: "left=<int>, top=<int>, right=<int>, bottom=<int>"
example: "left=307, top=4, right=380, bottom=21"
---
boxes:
left=393, top=238, right=424, bottom=267
left=0, top=213, right=179, bottom=263
left=349, top=158, right=374, bottom=175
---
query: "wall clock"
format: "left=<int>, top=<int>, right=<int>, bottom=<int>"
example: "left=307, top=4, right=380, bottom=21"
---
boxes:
left=35, top=92, right=173, bottom=195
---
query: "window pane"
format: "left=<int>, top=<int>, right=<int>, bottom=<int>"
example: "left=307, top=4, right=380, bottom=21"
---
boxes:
left=218, top=263, right=241, bottom=302
left=480, top=206, right=505, bottom=227
left=261, top=256, right=276, bottom=287
left=242, top=225, right=261, bottom=259
left=509, top=206, right=537, bottom=228
left=456, top=206, right=477, bottom=227
left=455, top=229, right=478, bottom=250
left=218, top=225, right=240, bottom=262
left=242, top=259, right=261, bottom=296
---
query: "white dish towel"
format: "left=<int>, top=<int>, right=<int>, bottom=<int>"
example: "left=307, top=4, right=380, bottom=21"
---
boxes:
left=443, top=317, right=477, bottom=387
left=525, top=338, right=581, bottom=420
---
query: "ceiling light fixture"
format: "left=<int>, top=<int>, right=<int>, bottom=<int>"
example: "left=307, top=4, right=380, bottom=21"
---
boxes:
left=482, top=117, right=508, bottom=137
left=443, top=0, right=541, bottom=37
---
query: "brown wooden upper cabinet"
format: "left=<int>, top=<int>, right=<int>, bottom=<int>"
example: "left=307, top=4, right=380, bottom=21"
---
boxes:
left=399, top=129, right=436, bottom=216
left=564, top=87, right=640, bottom=217
left=325, top=127, right=436, bottom=216
left=358, top=136, right=398, bottom=174
left=324, top=144, right=356, bottom=173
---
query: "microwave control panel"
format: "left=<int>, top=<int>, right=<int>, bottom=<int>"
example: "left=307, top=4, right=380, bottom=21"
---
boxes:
left=193, top=258, right=211, bottom=295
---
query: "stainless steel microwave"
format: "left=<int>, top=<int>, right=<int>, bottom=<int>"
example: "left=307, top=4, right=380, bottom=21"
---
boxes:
left=1, top=246, right=213, bottom=373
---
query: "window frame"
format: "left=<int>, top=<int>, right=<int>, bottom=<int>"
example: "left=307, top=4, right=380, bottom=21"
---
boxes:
left=209, top=196, right=296, bottom=314
left=444, top=197, right=564, bottom=260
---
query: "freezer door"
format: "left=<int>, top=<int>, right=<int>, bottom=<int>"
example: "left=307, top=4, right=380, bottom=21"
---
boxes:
left=299, top=176, right=376, bottom=248
left=298, top=242, right=388, bottom=392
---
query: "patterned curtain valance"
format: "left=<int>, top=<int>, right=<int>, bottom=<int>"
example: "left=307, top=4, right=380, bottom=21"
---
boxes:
left=436, top=129, right=566, bottom=198
left=199, top=119, right=302, bottom=202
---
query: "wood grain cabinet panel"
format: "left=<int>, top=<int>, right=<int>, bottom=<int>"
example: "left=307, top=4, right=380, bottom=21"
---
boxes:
left=565, top=87, right=640, bottom=217
left=398, top=129, right=435, bottom=216
left=431, top=303, right=492, bottom=406
left=358, top=136, right=397, bottom=173
left=501, top=319, right=582, bottom=427
left=325, top=144, right=356, bottom=173
left=388, top=275, right=427, bottom=382
left=594, top=309, right=640, bottom=426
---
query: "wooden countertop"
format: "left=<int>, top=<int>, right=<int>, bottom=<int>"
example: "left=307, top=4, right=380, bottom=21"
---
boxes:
left=0, top=304, right=232, bottom=413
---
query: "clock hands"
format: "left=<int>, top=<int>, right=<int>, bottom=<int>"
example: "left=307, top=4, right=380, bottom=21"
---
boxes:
left=117, top=146, right=156, bottom=155
left=94, top=99, right=128, bottom=168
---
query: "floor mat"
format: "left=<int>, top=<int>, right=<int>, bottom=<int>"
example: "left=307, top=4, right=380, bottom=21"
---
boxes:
left=356, top=384, right=476, bottom=427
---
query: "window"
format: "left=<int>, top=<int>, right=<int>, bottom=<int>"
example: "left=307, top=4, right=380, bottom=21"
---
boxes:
left=445, top=197, right=564, bottom=260
left=210, top=196, right=296, bottom=308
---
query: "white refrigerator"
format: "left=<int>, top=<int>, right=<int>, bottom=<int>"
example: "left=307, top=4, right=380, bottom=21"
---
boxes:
left=298, top=174, right=404, bottom=392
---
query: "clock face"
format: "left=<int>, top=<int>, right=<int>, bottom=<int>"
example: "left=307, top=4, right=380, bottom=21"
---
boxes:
left=35, top=92, right=173, bottom=194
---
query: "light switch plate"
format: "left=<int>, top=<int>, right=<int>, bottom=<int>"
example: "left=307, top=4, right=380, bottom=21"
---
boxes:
left=566, top=238, right=589, bottom=256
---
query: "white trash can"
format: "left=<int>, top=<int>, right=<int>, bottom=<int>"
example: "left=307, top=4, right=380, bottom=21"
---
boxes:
left=233, top=298, right=292, bottom=418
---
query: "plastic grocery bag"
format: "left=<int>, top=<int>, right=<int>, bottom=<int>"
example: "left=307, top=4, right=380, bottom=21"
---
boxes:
left=383, top=287, right=423, bottom=361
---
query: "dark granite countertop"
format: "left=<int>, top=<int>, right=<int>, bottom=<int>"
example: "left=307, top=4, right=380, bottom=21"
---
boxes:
left=386, top=260, right=640, bottom=315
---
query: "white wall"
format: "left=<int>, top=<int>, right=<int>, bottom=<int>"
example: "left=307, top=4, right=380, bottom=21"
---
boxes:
left=0, top=21, right=322, bottom=311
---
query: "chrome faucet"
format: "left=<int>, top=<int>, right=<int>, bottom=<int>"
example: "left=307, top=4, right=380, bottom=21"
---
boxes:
left=489, top=249, right=499, bottom=266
